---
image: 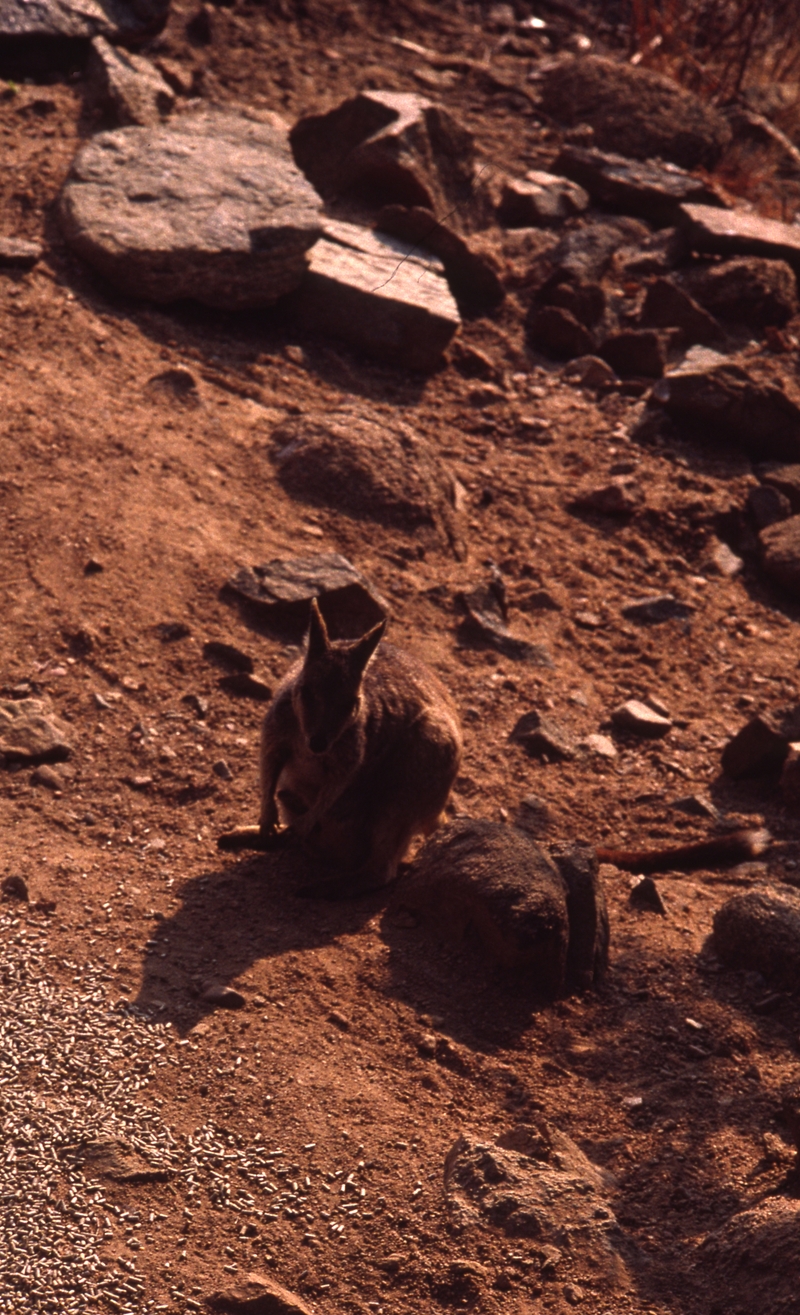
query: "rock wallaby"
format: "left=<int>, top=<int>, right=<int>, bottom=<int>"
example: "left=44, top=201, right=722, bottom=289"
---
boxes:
left=218, top=599, right=463, bottom=896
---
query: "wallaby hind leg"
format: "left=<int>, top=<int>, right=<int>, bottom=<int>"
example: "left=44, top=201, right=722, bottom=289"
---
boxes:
left=218, top=725, right=289, bottom=853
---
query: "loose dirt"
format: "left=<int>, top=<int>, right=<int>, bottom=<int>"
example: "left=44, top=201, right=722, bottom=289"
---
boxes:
left=2, top=4, right=800, bottom=1315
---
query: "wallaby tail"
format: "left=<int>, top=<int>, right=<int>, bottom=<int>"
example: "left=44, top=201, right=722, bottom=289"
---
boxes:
left=596, top=828, right=771, bottom=875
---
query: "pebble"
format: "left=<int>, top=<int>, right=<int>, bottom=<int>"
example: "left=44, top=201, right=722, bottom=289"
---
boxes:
left=201, top=984, right=246, bottom=1009
left=1, top=875, right=29, bottom=901
left=629, top=876, right=667, bottom=915
left=579, top=732, right=618, bottom=759
left=672, top=793, right=719, bottom=819
left=612, top=699, right=672, bottom=738
left=93, top=691, right=112, bottom=710
left=621, top=594, right=694, bottom=623
left=182, top=693, right=209, bottom=718
left=31, top=763, right=65, bottom=790
left=213, top=758, right=234, bottom=780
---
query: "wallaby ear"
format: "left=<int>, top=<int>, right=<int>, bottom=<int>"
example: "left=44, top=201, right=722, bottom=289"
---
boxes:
left=349, top=616, right=386, bottom=676
left=306, top=598, right=330, bottom=661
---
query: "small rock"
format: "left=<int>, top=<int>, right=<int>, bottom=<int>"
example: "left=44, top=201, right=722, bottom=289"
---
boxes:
left=629, top=875, right=667, bottom=915
left=526, top=305, right=595, bottom=360
left=561, top=355, right=618, bottom=391
left=680, top=204, right=800, bottom=272
left=203, top=641, right=254, bottom=673
left=705, top=538, right=744, bottom=578
left=0, top=698, right=73, bottom=765
left=572, top=478, right=643, bottom=516
left=601, top=328, right=670, bottom=379
left=458, top=576, right=553, bottom=666
left=498, top=171, right=588, bottom=228
left=224, top=553, right=388, bottom=641
left=127, top=775, right=153, bottom=790
left=563, top=1284, right=585, bottom=1306
left=328, top=1010, right=350, bottom=1031
left=621, top=594, right=695, bottom=623
left=182, top=693, right=209, bottom=719
left=85, top=36, right=175, bottom=127
left=155, top=621, right=191, bottom=642
left=31, top=764, right=65, bottom=791
left=721, top=714, right=790, bottom=779
left=548, top=216, right=650, bottom=284
left=748, top=483, right=792, bottom=529
left=614, top=227, right=687, bottom=279
left=202, top=984, right=246, bottom=1010
left=509, top=710, right=576, bottom=761
left=84, top=557, right=104, bottom=574
left=580, top=733, right=617, bottom=759
left=2, top=875, right=29, bottom=902
left=217, top=674, right=274, bottom=702
left=638, top=277, right=722, bottom=346
left=81, top=1137, right=172, bottom=1184
left=672, top=794, right=720, bottom=820
left=781, top=745, right=800, bottom=808
left=514, top=793, right=552, bottom=835
left=417, top=1032, right=437, bottom=1057
left=543, top=277, right=605, bottom=327
left=612, top=699, right=672, bottom=738
left=213, top=759, right=233, bottom=780
left=207, top=1270, right=312, bottom=1315
left=760, top=463, right=800, bottom=512
left=0, top=236, right=42, bottom=269
left=683, top=257, right=798, bottom=327
left=714, top=888, right=800, bottom=990
left=760, top=515, right=800, bottom=599
left=554, top=145, right=727, bottom=225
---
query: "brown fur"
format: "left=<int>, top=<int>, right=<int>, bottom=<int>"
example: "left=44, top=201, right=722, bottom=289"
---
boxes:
left=596, top=828, right=770, bottom=875
left=218, top=600, right=462, bottom=896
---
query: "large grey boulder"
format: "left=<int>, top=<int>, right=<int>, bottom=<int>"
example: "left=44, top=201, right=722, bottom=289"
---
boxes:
left=290, top=90, right=476, bottom=225
left=271, top=404, right=465, bottom=555
left=58, top=108, right=323, bottom=308
left=286, top=222, right=460, bottom=371
left=554, top=145, right=726, bottom=225
left=531, top=55, right=730, bottom=169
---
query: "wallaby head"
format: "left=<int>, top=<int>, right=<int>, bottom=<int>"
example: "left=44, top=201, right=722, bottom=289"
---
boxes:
left=294, top=599, right=387, bottom=756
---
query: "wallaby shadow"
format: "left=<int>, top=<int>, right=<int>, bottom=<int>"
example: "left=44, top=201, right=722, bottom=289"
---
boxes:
left=133, top=844, right=386, bottom=1037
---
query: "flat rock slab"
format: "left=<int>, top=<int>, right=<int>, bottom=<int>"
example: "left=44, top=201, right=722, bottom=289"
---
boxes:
left=286, top=233, right=460, bottom=371
left=621, top=594, right=695, bottom=623
left=760, top=514, right=800, bottom=599
left=0, top=698, right=73, bottom=765
left=444, top=1124, right=624, bottom=1282
left=0, top=0, right=168, bottom=51
left=85, top=35, right=174, bottom=127
left=532, top=55, right=730, bottom=169
left=223, top=553, right=388, bottom=640
left=761, top=463, right=800, bottom=511
left=653, top=352, right=800, bottom=462
left=713, top=887, right=800, bottom=990
left=208, top=1271, right=312, bottom=1315
left=271, top=404, right=464, bottom=555
left=0, top=236, right=42, bottom=267
left=58, top=109, right=323, bottom=309
left=554, top=145, right=726, bottom=225
left=680, top=203, right=800, bottom=271
left=290, top=89, right=475, bottom=223
left=510, top=709, right=576, bottom=761
left=458, top=580, right=553, bottom=665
